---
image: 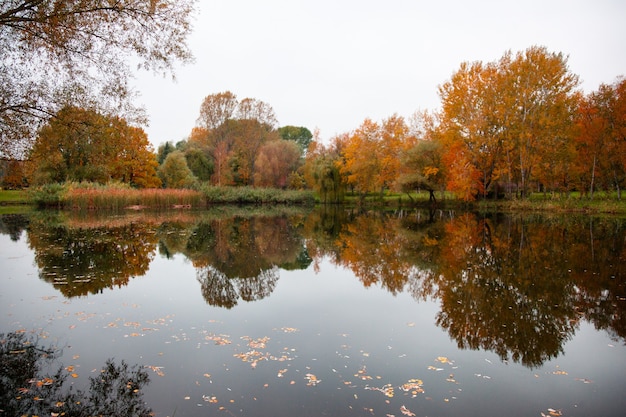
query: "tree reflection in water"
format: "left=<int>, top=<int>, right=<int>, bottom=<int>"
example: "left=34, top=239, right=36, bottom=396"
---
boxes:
left=0, top=331, right=152, bottom=417
left=316, top=209, right=625, bottom=368
left=5, top=208, right=624, bottom=369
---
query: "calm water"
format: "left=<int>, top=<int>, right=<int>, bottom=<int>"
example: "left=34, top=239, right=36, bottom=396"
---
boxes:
left=1, top=208, right=625, bottom=416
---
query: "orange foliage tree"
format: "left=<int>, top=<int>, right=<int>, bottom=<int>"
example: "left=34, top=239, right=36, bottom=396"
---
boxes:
left=438, top=46, right=579, bottom=199
left=27, top=107, right=160, bottom=188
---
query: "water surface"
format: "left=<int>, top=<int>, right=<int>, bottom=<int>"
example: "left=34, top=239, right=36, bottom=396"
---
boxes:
left=1, top=208, right=624, bottom=416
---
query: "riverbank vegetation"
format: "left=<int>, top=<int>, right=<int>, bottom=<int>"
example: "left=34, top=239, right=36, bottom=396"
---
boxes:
left=2, top=47, right=624, bottom=212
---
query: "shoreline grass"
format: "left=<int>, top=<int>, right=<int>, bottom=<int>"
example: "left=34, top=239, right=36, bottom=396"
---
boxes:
left=4, top=185, right=625, bottom=215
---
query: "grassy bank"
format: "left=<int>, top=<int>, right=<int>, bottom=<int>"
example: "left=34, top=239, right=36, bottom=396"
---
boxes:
left=3, top=185, right=625, bottom=214
left=341, top=190, right=626, bottom=215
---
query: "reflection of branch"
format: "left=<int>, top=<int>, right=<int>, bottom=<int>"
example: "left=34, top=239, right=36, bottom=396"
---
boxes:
left=0, top=331, right=152, bottom=416
left=197, top=265, right=238, bottom=309
left=237, top=266, right=279, bottom=302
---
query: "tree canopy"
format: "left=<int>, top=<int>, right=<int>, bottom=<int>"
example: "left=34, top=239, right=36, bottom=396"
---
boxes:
left=27, top=106, right=161, bottom=188
left=0, top=0, right=197, bottom=157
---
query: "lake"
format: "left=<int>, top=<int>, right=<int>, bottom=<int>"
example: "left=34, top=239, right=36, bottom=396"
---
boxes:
left=1, top=207, right=625, bottom=416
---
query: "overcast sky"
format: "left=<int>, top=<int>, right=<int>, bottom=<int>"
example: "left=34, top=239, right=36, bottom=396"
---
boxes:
left=133, top=0, right=626, bottom=147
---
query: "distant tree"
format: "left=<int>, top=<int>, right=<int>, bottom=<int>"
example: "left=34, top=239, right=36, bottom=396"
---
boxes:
left=158, top=151, right=196, bottom=188
left=278, top=126, right=314, bottom=152
left=1, top=159, right=27, bottom=189
left=157, top=141, right=176, bottom=165
left=398, top=139, right=445, bottom=203
left=303, top=135, right=347, bottom=203
left=254, top=140, right=302, bottom=188
left=236, top=97, right=278, bottom=128
left=197, top=91, right=239, bottom=130
left=185, top=146, right=214, bottom=182
left=0, top=0, right=197, bottom=157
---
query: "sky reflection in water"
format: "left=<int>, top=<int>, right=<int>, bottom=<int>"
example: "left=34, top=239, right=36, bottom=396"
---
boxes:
left=0, top=209, right=625, bottom=417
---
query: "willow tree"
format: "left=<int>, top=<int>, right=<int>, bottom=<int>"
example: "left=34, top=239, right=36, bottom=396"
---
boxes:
left=0, top=0, right=197, bottom=157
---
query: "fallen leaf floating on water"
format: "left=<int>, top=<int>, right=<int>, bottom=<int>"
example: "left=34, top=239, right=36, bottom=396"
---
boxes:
left=205, top=334, right=232, bottom=345
left=574, top=378, right=593, bottom=384
left=305, top=373, right=321, bottom=386
left=427, top=366, right=443, bottom=371
left=541, top=408, right=562, bottom=417
left=278, top=327, right=299, bottom=333
left=400, top=379, right=424, bottom=397
left=202, top=395, right=218, bottom=403
left=400, top=405, right=416, bottom=416
left=144, top=365, right=165, bottom=377
left=277, top=369, right=288, bottom=377
left=435, top=356, right=453, bottom=365
left=241, top=336, right=270, bottom=349
left=355, top=366, right=373, bottom=380
left=365, top=383, right=395, bottom=398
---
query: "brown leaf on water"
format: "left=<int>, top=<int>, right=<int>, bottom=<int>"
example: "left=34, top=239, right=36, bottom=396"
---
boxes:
left=305, top=373, right=321, bottom=386
left=145, top=365, right=165, bottom=377
left=400, top=405, right=416, bottom=416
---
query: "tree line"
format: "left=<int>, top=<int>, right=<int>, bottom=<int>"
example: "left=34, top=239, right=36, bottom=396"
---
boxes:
left=2, top=35, right=624, bottom=202
left=305, top=46, right=625, bottom=201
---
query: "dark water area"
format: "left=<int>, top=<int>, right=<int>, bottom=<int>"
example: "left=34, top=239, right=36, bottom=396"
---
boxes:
left=1, top=208, right=625, bottom=416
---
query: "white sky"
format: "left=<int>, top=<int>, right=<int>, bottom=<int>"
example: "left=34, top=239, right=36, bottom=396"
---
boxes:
left=133, top=0, right=626, bottom=147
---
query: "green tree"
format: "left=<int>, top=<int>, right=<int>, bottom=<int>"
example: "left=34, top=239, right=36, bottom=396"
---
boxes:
left=185, top=146, right=214, bottom=182
left=158, top=151, right=196, bottom=188
left=303, top=136, right=346, bottom=203
left=1, top=0, right=197, bottom=157
left=157, top=141, right=176, bottom=165
left=278, top=126, right=313, bottom=152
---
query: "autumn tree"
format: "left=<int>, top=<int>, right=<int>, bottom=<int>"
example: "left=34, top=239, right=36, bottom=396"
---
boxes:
left=27, top=106, right=160, bottom=188
left=338, top=119, right=381, bottom=197
left=398, top=139, right=445, bottom=203
left=338, top=116, right=412, bottom=198
left=379, top=114, right=414, bottom=193
left=438, top=60, right=503, bottom=199
left=197, top=91, right=238, bottom=130
left=193, top=93, right=281, bottom=186
left=398, top=110, right=444, bottom=201
left=236, top=97, right=278, bottom=128
left=108, top=125, right=162, bottom=188
left=503, top=46, right=579, bottom=197
left=254, top=140, right=301, bottom=188
left=1, top=0, right=197, bottom=157
left=438, top=46, right=579, bottom=199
